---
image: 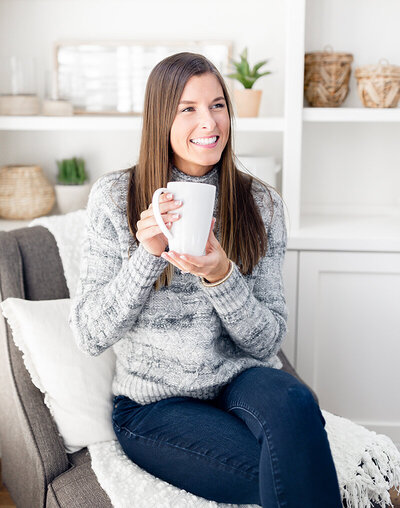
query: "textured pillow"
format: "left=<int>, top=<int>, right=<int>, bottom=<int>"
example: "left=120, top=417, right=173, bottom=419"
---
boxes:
left=0, top=297, right=116, bottom=453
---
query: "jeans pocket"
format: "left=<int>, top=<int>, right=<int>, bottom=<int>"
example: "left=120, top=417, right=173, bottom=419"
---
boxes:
left=113, top=395, right=125, bottom=409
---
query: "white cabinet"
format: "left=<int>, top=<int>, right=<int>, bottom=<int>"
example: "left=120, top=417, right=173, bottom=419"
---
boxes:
left=296, top=250, right=400, bottom=443
left=281, top=249, right=298, bottom=367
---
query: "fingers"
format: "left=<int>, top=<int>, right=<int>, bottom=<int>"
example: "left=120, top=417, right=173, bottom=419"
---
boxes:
left=138, top=193, right=182, bottom=233
left=209, top=217, right=220, bottom=241
left=136, top=222, right=173, bottom=242
left=161, top=251, right=188, bottom=272
left=137, top=211, right=180, bottom=231
left=141, top=194, right=182, bottom=220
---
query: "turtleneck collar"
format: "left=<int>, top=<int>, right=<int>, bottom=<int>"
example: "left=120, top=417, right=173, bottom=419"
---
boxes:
left=170, top=162, right=220, bottom=187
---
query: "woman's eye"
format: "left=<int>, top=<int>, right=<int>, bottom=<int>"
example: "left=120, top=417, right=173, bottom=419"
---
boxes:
left=182, top=103, right=225, bottom=113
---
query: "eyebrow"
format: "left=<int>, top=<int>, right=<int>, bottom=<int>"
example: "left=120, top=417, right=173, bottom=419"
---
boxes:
left=179, top=96, right=225, bottom=105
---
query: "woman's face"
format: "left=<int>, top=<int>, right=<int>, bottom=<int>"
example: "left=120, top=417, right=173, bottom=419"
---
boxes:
left=170, top=73, right=230, bottom=177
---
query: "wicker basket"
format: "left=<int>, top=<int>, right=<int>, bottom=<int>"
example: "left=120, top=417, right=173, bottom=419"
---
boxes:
left=355, top=59, right=400, bottom=108
left=0, top=165, right=55, bottom=219
left=304, top=45, right=354, bottom=107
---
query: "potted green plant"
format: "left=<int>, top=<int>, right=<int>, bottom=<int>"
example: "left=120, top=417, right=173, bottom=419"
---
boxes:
left=226, top=47, right=272, bottom=117
left=54, top=157, right=91, bottom=214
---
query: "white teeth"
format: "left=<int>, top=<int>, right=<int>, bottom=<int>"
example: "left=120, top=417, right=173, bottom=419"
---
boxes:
left=191, top=136, right=218, bottom=145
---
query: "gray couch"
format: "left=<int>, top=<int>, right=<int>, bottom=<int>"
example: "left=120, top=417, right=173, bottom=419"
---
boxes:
left=0, top=224, right=338, bottom=507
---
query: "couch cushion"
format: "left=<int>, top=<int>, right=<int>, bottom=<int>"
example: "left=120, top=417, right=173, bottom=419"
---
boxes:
left=67, top=447, right=91, bottom=467
left=47, top=461, right=112, bottom=508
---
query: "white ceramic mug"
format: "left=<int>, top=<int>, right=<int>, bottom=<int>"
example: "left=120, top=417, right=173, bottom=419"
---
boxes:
left=152, top=181, right=216, bottom=256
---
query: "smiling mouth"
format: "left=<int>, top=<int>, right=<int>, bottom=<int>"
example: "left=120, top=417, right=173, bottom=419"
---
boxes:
left=190, top=135, right=219, bottom=146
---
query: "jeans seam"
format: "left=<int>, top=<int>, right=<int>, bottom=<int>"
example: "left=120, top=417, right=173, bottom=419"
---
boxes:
left=227, top=404, right=287, bottom=508
left=117, top=424, right=258, bottom=481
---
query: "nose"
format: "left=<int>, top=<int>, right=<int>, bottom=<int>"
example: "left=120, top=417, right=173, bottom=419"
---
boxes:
left=199, top=108, right=217, bottom=130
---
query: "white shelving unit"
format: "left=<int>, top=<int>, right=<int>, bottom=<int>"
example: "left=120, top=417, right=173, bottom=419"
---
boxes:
left=284, top=0, right=400, bottom=442
left=0, top=115, right=285, bottom=132
left=0, top=116, right=285, bottom=232
left=282, top=0, right=400, bottom=252
left=303, top=107, right=400, bottom=122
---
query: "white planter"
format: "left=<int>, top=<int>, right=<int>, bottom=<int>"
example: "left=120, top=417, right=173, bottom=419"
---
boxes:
left=54, top=183, right=92, bottom=214
left=237, top=155, right=281, bottom=188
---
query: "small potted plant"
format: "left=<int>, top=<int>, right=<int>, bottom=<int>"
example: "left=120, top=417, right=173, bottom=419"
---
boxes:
left=226, top=47, right=272, bottom=117
left=54, top=157, right=91, bottom=214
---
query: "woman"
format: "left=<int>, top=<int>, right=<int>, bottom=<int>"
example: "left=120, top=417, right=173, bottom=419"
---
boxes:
left=69, top=52, right=342, bottom=507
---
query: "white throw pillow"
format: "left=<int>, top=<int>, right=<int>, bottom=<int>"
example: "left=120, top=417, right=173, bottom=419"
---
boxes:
left=0, top=297, right=116, bottom=453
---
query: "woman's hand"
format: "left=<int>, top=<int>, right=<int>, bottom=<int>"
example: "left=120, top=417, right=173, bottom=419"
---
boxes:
left=136, top=193, right=183, bottom=257
left=161, top=217, right=231, bottom=283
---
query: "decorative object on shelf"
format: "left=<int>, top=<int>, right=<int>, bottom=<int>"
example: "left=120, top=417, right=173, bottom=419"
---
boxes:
left=55, top=157, right=91, bottom=214
left=0, top=165, right=55, bottom=219
left=236, top=155, right=281, bottom=189
left=355, top=59, right=400, bottom=108
left=226, top=47, right=272, bottom=117
left=304, top=45, right=353, bottom=107
left=42, top=99, right=73, bottom=116
left=0, top=56, right=40, bottom=115
left=42, top=68, right=73, bottom=116
left=54, top=40, right=232, bottom=115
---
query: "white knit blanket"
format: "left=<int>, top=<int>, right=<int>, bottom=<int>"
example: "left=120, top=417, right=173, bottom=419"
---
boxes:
left=29, top=211, right=400, bottom=508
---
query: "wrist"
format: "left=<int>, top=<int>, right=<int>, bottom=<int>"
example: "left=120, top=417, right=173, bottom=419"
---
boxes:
left=204, top=259, right=231, bottom=284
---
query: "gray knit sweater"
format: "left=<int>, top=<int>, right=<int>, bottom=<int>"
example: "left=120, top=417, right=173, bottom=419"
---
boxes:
left=68, top=163, right=288, bottom=405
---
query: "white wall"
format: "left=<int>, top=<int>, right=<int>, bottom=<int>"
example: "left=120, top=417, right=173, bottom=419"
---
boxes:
left=0, top=0, right=286, bottom=184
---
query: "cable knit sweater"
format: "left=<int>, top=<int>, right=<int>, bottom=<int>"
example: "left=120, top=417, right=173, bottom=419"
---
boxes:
left=68, top=163, right=288, bottom=405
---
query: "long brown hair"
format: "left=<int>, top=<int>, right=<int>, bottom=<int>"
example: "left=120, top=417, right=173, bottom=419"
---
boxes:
left=116, top=52, right=278, bottom=291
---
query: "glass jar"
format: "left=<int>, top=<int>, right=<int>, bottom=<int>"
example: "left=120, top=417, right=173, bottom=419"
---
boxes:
left=0, top=56, right=40, bottom=114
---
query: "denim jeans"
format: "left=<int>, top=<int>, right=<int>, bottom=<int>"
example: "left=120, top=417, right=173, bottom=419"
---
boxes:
left=112, top=366, right=342, bottom=507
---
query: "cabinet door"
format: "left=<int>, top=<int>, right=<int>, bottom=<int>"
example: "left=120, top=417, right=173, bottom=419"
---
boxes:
left=297, top=251, right=400, bottom=443
left=281, top=249, right=298, bottom=367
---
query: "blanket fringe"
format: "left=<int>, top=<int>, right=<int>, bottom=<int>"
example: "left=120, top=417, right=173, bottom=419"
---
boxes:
left=340, top=435, right=400, bottom=508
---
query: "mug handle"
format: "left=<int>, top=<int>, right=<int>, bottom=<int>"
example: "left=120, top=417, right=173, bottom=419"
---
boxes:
left=152, top=187, right=173, bottom=242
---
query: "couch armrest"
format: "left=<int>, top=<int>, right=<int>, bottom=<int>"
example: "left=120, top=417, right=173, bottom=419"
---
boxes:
left=46, top=460, right=112, bottom=508
left=0, top=227, right=70, bottom=508
left=277, top=349, right=319, bottom=405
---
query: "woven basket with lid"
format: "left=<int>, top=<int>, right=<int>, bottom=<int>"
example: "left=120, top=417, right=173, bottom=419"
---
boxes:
left=304, top=45, right=354, bottom=107
left=0, top=165, right=55, bottom=219
left=355, top=59, right=400, bottom=108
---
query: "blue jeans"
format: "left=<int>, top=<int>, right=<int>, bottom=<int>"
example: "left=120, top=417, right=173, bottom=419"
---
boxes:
left=112, top=366, right=342, bottom=507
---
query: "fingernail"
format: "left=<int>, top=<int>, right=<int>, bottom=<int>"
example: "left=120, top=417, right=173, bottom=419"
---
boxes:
left=174, top=200, right=182, bottom=205
left=167, top=193, right=173, bottom=199
left=180, top=255, right=187, bottom=260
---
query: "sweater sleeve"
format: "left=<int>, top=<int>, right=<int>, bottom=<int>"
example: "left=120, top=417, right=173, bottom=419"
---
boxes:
left=197, top=184, right=288, bottom=361
left=68, top=175, right=168, bottom=356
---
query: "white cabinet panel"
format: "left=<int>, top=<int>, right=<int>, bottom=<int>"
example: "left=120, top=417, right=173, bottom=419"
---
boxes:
left=297, top=251, right=400, bottom=442
left=281, top=249, right=298, bottom=367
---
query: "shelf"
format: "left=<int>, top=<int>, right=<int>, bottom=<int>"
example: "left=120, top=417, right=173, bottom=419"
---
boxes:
left=303, top=107, right=400, bottom=123
left=287, top=211, right=400, bottom=252
left=3, top=211, right=400, bottom=252
left=232, top=117, right=284, bottom=132
left=0, top=218, right=32, bottom=232
left=0, top=115, right=285, bottom=133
